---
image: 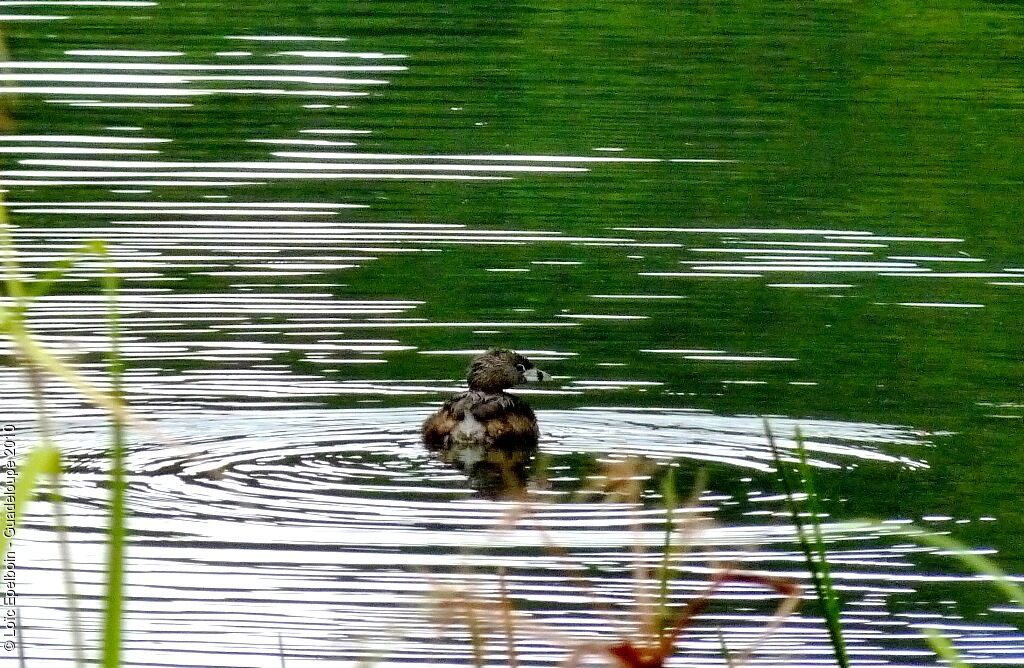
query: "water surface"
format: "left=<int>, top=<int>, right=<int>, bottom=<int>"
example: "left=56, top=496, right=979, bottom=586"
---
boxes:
left=6, top=1, right=1024, bottom=665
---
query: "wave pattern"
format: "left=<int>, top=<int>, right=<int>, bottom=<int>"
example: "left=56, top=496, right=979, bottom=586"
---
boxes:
left=5, top=10, right=1023, bottom=668
left=17, top=408, right=1020, bottom=666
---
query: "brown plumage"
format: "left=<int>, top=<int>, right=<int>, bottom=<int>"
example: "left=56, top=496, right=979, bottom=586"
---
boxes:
left=422, top=349, right=550, bottom=496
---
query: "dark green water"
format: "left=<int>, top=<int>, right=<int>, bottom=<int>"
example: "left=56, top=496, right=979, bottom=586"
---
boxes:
left=7, top=1, right=1024, bottom=665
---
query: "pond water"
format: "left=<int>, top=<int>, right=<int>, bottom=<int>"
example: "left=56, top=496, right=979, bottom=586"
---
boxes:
left=7, top=1, right=1024, bottom=666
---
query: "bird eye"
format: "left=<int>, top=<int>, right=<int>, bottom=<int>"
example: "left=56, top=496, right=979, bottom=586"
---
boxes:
left=515, top=363, right=526, bottom=373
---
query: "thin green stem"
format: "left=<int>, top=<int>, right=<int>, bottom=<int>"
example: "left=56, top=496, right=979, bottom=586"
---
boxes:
left=97, top=240, right=127, bottom=668
left=26, top=242, right=106, bottom=300
left=6, top=325, right=130, bottom=423
left=793, top=430, right=844, bottom=619
left=883, top=524, right=1024, bottom=609
left=657, top=464, right=677, bottom=638
left=717, top=627, right=734, bottom=668
left=51, top=472, right=86, bottom=668
left=923, top=629, right=967, bottom=668
left=765, top=420, right=850, bottom=668
left=0, top=191, right=26, bottom=304
left=3, top=445, right=60, bottom=554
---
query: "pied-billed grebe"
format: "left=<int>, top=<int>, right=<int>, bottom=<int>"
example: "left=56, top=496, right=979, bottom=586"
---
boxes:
left=422, top=349, right=550, bottom=493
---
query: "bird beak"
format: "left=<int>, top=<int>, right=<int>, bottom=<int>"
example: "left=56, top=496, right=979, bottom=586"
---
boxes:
left=522, top=368, right=551, bottom=382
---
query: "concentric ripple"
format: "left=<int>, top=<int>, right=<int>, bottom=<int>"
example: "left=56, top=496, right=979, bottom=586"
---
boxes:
left=16, top=407, right=1023, bottom=666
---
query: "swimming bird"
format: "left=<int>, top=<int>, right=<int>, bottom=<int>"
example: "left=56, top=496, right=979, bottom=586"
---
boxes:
left=422, top=349, right=551, bottom=495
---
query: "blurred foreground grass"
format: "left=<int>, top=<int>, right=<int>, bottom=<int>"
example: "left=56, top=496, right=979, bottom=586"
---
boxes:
left=1, top=194, right=128, bottom=668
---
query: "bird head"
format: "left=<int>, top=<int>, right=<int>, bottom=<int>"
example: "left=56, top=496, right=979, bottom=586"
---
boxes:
left=466, top=349, right=551, bottom=392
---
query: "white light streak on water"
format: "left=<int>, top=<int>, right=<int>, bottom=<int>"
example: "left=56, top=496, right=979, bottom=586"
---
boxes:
left=897, top=302, right=985, bottom=309
left=7, top=1, right=154, bottom=4
left=0, top=12, right=66, bottom=18
left=4, top=60, right=406, bottom=72
left=225, top=35, right=350, bottom=42
left=0, top=134, right=169, bottom=143
left=618, top=227, right=876, bottom=235
left=65, top=49, right=183, bottom=56
left=273, top=151, right=660, bottom=162
left=686, top=355, right=799, bottom=362
left=274, top=50, right=409, bottom=59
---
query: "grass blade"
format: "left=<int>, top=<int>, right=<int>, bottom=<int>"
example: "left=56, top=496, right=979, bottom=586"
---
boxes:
left=51, top=470, right=86, bottom=668
left=912, top=531, right=1024, bottom=609
left=3, top=445, right=60, bottom=555
left=861, top=521, right=1024, bottom=610
left=657, top=464, right=677, bottom=638
left=923, top=629, right=967, bottom=668
left=26, top=241, right=107, bottom=300
left=792, top=429, right=844, bottom=615
left=0, top=191, right=25, bottom=303
left=765, top=420, right=850, bottom=668
left=6, top=328, right=132, bottom=424
left=97, top=240, right=127, bottom=668
left=717, top=627, right=735, bottom=668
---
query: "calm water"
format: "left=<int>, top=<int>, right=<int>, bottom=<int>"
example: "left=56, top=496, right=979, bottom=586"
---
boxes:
left=6, top=1, right=1024, bottom=666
